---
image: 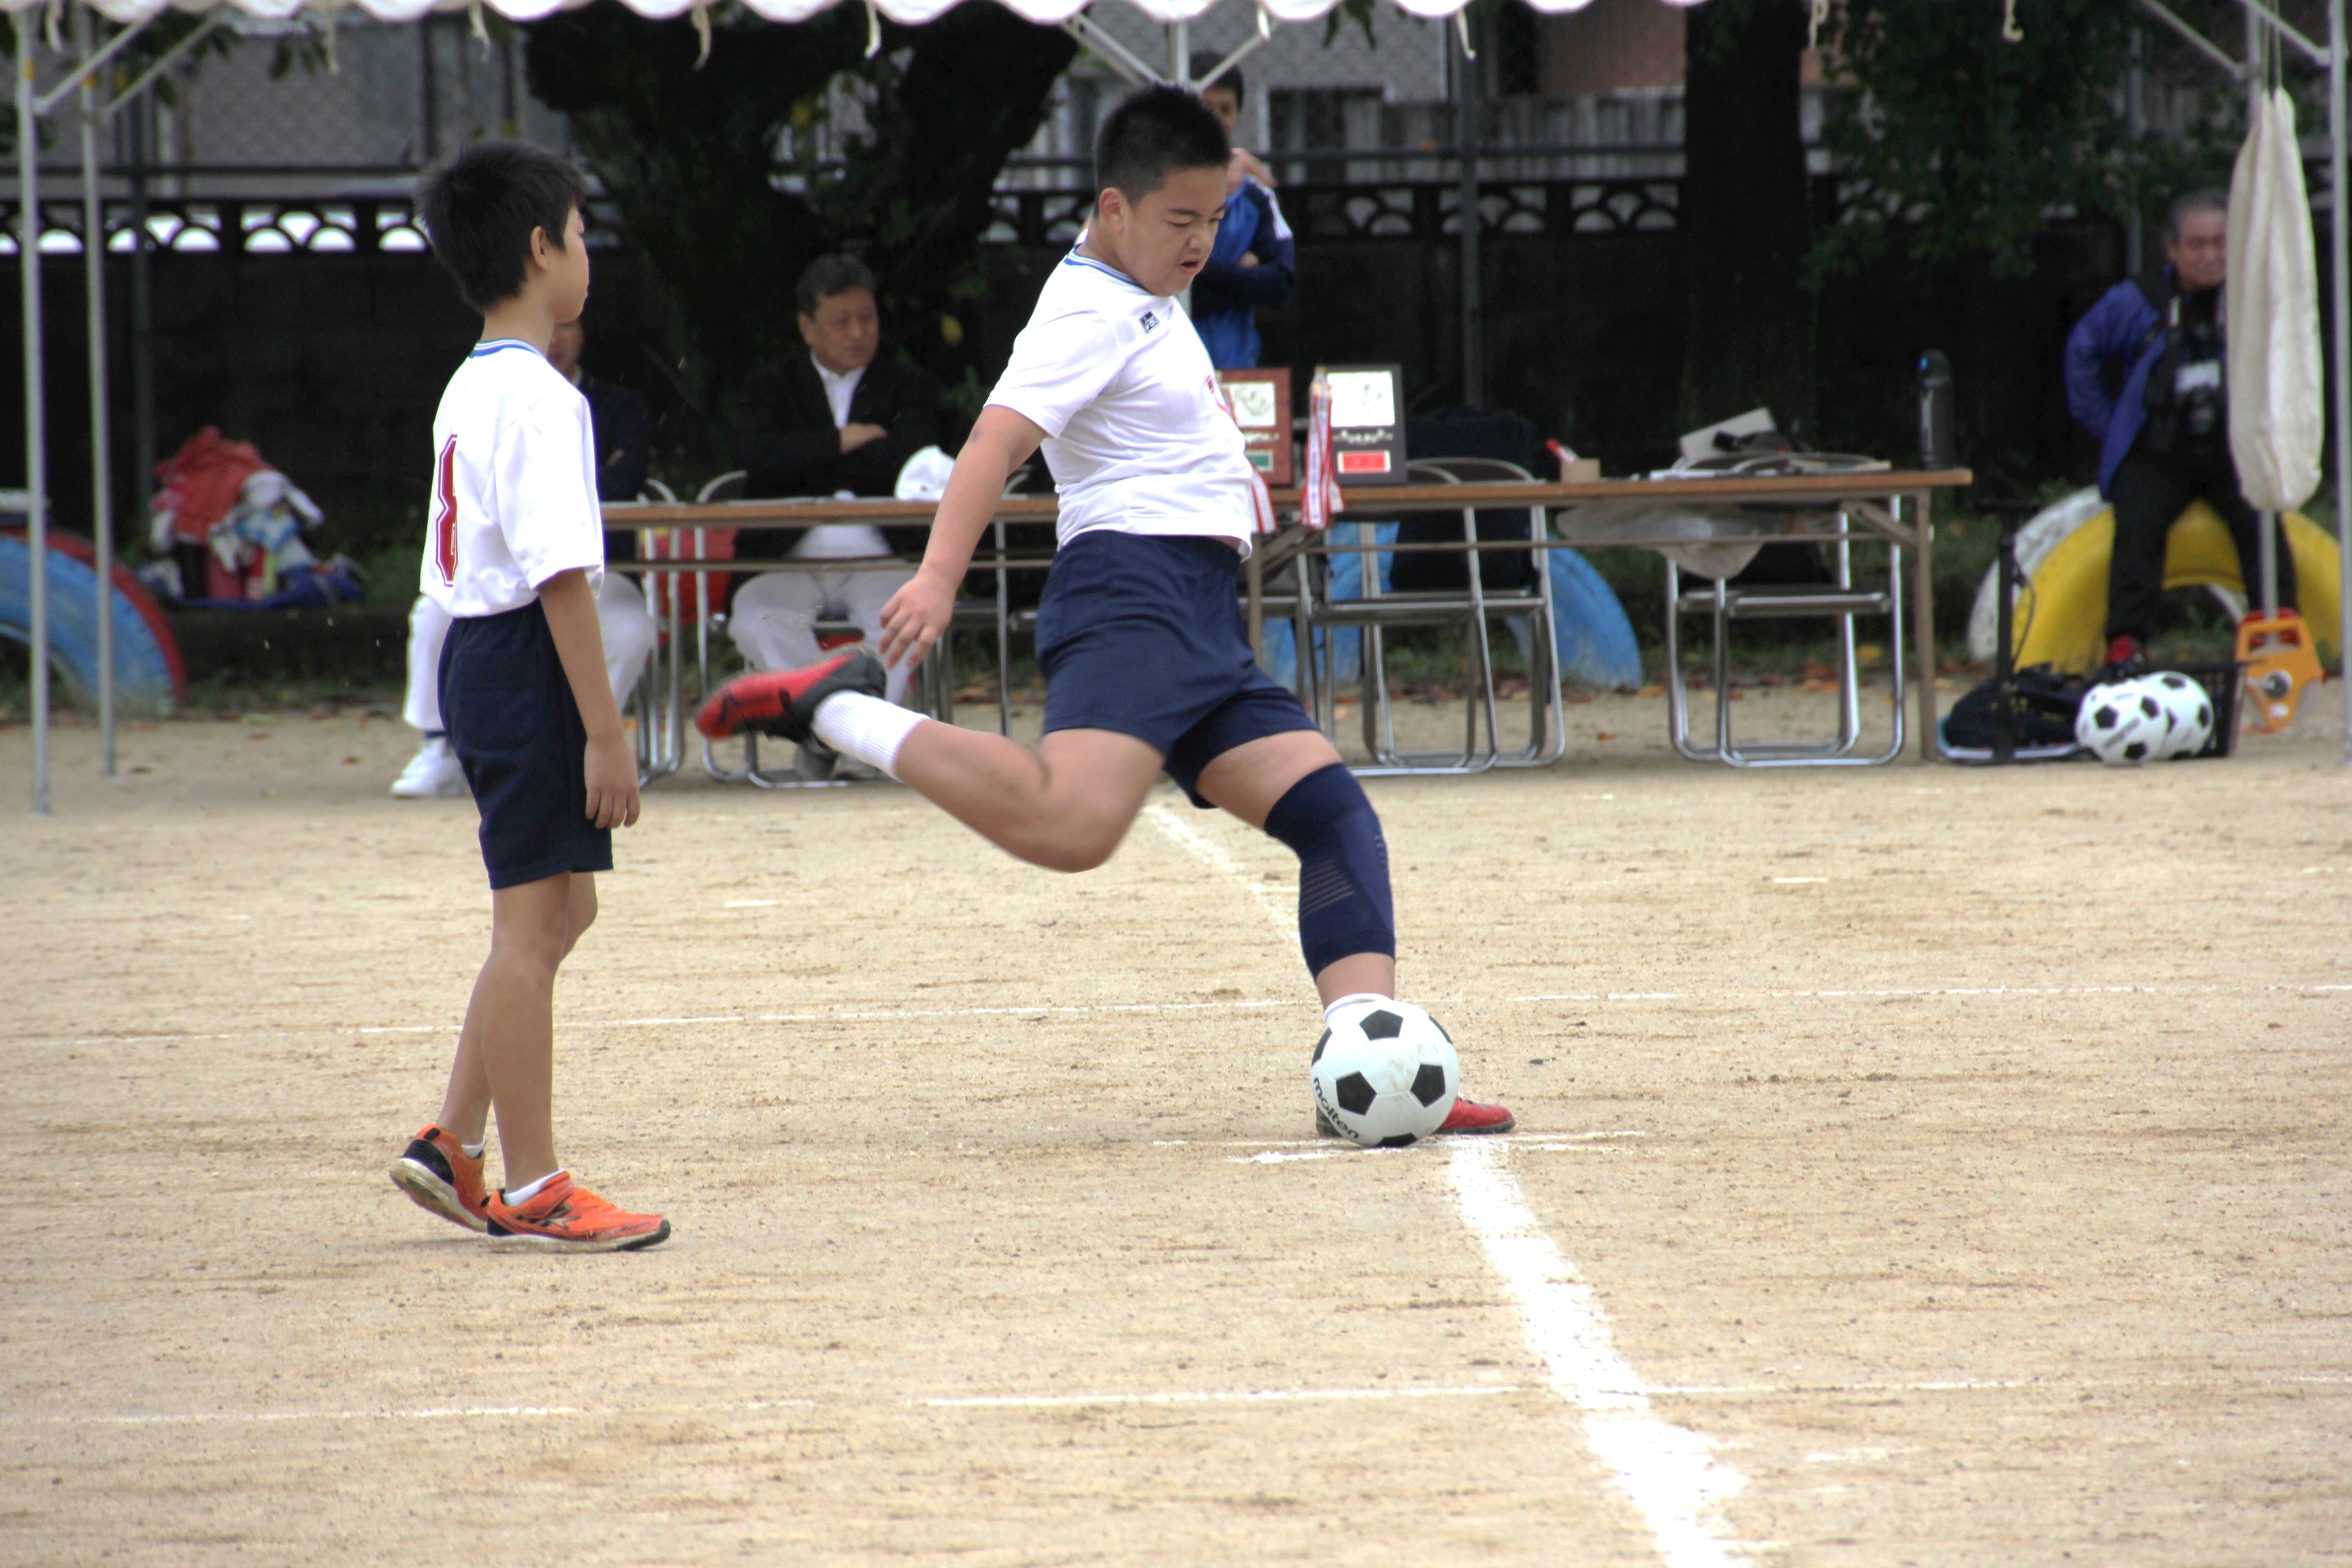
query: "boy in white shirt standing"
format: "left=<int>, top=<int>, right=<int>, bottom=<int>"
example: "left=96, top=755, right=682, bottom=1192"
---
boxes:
left=699, top=88, right=1512, bottom=1138
left=388, top=142, right=669, bottom=1250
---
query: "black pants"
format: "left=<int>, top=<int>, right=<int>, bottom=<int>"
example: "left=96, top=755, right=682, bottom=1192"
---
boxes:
left=2106, top=444, right=2296, bottom=644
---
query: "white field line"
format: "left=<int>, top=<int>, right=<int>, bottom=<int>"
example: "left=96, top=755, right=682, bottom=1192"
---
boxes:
left=1240, top=1141, right=1639, bottom=1164
left=1145, top=802, right=1291, bottom=937
left=42, top=1373, right=2351, bottom=1431
left=1509, top=982, right=2352, bottom=1004
left=16, top=983, right=2352, bottom=1051
left=39, top=1389, right=1507, bottom=1430
left=50, top=1404, right=593, bottom=1426
left=41, top=1397, right=815, bottom=1428
left=12, top=999, right=1302, bottom=1050
left=1145, top=806, right=1744, bottom=1568
left=1452, top=1139, right=1750, bottom=1568
left=924, top=1384, right=1522, bottom=1409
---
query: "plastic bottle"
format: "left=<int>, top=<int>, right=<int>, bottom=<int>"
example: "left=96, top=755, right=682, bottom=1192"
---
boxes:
left=1917, top=350, right=1955, bottom=471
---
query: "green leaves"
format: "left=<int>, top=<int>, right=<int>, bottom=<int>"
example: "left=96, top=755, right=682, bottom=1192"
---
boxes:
left=523, top=1, right=1072, bottom=457
left=1814, top=0, right=2227, bottom=279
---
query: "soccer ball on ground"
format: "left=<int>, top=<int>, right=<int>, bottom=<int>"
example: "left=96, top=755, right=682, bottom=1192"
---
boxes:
left=1311, top=1000, right=1460, bottom=1148
left=2143, top=670, right=2215, bottom=759
left=2075, top=678, right=2169, bottom=764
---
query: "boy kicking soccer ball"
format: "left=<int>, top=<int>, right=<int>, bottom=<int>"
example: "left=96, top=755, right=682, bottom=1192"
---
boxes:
left=387, top=142, right=669, bottom=1251
left=698, top=86, right=1512, bottom=1139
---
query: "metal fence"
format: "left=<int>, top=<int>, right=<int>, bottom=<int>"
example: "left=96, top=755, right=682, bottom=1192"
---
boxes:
left=0, top=171, right=1688, bottom=259
left=0, top=194, right=630, bottom=257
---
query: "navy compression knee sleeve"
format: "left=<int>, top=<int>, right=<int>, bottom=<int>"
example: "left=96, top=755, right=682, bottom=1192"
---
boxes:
left=1262, top=763, right=1395, bottom=977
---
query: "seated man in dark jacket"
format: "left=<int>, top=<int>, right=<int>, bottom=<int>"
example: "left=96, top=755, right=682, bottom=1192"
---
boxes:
left=2063, top=187, right=2294, bottom=676
left=729, top=255, right=943, bottom=708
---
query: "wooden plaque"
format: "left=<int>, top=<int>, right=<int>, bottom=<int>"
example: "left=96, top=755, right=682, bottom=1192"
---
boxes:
left=1215, top=368, right=1293, bottom=487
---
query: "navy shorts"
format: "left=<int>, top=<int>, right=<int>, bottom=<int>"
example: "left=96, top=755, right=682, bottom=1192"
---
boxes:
left=438, top=599, right=612, bottom=890
left=1036, top=532, right=1319, bottom=807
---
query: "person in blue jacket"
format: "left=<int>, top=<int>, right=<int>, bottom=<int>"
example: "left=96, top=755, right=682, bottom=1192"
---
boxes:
left=1190, top=54, right=1295, bottom=371
left=2063, top=187, right=2293, bottom=676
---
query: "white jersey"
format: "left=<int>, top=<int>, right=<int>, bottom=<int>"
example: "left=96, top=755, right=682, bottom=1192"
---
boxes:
left=419, top=339, right=604, bottom=618
left=985, top=250, right=1259, bottom=553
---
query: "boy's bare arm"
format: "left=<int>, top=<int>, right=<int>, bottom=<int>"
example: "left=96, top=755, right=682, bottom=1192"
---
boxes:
left=539, top=568, right=642, bottom=830
left=877, top=406, right=1044, bottom=669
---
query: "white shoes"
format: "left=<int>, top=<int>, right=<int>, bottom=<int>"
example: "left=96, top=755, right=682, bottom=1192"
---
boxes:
left=390, top=736, right=468, bottom=799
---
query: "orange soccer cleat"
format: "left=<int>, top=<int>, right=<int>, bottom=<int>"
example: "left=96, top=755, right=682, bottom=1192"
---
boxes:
left=389, top=1124, right=491, bottom=1234
left=694, top=649, right=885, bottom=742
left=484, top=1173, right=671, bottom=1253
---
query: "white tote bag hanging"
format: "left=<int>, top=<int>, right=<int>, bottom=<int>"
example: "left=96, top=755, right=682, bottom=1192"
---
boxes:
left=2226, top=86, right=2324, bottom=514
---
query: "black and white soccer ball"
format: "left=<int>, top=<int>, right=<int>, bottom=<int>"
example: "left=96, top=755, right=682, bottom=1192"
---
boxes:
left=2075, top=677, right=2169, bottom=765
left=2143, top=670, right=2215, bottom=759
left=1311, top=1000, right=1460, bottom=1148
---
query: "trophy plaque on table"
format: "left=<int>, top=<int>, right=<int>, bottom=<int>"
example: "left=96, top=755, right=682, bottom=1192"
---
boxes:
left=1214, top=368, right=1293, bottom=487
left=1322, top=363, right=1406, bottom=486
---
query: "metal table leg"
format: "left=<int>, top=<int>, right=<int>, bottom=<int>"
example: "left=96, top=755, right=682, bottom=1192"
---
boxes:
left=1910, top=490, right=1940, bottom=762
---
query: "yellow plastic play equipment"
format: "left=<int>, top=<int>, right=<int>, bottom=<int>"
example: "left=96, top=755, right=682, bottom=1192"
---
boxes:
left=2010, top=503, right=2342, bottom=673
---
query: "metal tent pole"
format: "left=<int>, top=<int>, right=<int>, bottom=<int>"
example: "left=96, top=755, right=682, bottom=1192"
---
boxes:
left=78, top=5, right=114, bottom=777
left=18, top=18, right=48, bottom=816
left=128, top=91, right=150, bottom=538
left=1454, top=16, right=1482, bottom=408
left=2334, top=0, right=2352, bottom=762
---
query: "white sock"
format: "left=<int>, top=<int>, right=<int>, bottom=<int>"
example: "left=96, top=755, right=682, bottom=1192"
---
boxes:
left=461, top=1141, right=485, bottom=1160
left=1322, top=992, right=1394, bottom=1024
left=503, top=1169, right=565, bottom=1205
left=811, top=692, right=928, bottom=781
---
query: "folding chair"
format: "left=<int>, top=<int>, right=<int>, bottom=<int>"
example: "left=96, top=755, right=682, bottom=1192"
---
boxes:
left=1662, top=504, right=1907, bottom=767
left=1303, top=459, right=1563, bottom=774
left=621, top=478, right=683, bottom=785
left=687, top=475, right=861, bottom=788
left=698, top=478, right=997, bottom=785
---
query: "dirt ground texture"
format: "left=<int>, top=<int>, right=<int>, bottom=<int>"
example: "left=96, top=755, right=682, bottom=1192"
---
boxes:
left=3, top=686, right=2349, bottom=1567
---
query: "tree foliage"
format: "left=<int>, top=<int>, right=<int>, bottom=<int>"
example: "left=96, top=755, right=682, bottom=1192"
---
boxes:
left=523, top=1, right=1073, bottom=444
left=1679, top=0, right=1814, bottom=432
left=1815, top=0, right=2227, bottom=278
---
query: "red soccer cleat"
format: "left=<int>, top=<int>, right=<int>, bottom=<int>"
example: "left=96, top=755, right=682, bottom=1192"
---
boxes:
left=1315, top=1092, right=1517, bottom=1139
left=1437, top=1095, right=1516, bottom=1134
left=696, top=649, right=886, bottom=742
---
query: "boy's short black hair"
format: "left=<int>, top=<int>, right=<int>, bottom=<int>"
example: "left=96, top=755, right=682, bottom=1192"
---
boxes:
left=1095, top=84, right=1230, bottom=203
left=415, top=141, right=589, bottom=314
left=796, top=254, right=876, bottom=317
left=1188, top=50, right=1243, bottom=105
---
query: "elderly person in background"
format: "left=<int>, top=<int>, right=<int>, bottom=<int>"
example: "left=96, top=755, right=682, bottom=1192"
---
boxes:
left=392, top=314, right=657, bottom=798
left=2065, top=187, right=2296, bottom=679
left=728, top=257, right=945, bottom=743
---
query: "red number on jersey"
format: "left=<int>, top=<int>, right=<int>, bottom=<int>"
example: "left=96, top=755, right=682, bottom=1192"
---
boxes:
left=430, top=435, right=459, bottom=585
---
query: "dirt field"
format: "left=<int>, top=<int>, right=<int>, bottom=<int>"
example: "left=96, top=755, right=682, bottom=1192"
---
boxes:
left=3, top=688, right=2349, bottom=1566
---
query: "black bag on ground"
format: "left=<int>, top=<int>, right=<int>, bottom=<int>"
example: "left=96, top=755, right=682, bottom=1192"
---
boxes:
left=1391, top=407, right=1540, bottom=593
left=1940, top=664, right=2088, bottom=750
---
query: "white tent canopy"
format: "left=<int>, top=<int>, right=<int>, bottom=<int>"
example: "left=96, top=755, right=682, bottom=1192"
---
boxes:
left=8, top=0, right=1699, bottom=23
